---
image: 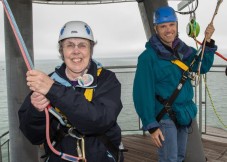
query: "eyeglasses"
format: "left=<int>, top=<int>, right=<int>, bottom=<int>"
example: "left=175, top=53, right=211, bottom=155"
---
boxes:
left=63, top=42, right=89, bottom=51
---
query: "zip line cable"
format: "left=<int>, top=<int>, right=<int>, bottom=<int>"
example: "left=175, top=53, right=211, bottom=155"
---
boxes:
left=1, top=0, right=84, bottom=161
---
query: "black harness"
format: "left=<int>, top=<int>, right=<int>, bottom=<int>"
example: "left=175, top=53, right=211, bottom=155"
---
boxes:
left=156, top=60, right=191, bottom=127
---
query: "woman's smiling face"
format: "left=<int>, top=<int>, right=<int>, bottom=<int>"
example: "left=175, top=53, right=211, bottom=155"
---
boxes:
left=62, top=37, right=91, bottom=78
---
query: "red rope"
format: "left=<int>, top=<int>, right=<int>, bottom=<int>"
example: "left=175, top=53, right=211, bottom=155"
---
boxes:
left=195, top=39, right=227, bottom=61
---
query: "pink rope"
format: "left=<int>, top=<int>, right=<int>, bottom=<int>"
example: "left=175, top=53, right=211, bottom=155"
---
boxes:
left=45, top=107, right=84, bottom=162
left=1, top=0, right=32, bottom=70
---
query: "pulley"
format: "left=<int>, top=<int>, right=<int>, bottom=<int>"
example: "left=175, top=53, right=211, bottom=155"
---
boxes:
left=186, top=11, right=200, bottom=38
left=186, top=18, right=200, bottom=38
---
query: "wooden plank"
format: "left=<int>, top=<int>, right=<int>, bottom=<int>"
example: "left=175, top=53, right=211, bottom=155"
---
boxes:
left=122, top=134, right=227, bottom=162
left=122, top=134, right=158, bottom=162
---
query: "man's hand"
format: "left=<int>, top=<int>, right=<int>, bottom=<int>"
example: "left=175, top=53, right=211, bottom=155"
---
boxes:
left=150, top=128, right=165, bottom=148
left=205, top=24, right=215, bottom=42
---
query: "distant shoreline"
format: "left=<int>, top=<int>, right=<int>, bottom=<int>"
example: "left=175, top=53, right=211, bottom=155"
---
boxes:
left=1, top=56, right=227, bottom=67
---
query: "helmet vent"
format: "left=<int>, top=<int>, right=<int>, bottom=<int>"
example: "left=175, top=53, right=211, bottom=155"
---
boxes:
left=71, top=31, right=78, bottom=34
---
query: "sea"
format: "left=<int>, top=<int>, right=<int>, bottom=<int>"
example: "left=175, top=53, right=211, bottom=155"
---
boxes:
left=0, top=57, right=227, bottom=138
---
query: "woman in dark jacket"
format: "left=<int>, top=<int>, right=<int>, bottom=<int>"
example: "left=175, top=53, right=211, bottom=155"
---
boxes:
left=18, top=21, right=124, bottom=162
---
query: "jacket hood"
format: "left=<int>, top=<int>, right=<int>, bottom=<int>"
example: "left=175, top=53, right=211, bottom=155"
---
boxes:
left=147, top=34, right=193, bottom=61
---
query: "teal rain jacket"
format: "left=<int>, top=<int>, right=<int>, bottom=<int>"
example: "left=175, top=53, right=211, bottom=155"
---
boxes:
left=133, top=37, right=217, bottom=131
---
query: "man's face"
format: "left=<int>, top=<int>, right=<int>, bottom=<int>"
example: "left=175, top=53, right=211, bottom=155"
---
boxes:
left=155, top=22, right=177, bottom=47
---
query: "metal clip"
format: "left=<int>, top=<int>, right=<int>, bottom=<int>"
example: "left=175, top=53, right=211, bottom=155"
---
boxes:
left=76, top=140, right=82, bottom=158
left=81, top=137, right=85, bottom=159
left=76, top=138, right=86, bottom=162
left=68, top=128, right=82, bottom=140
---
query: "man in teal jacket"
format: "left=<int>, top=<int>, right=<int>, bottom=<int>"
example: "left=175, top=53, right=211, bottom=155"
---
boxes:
left=133, top=6, right=217, bottom=162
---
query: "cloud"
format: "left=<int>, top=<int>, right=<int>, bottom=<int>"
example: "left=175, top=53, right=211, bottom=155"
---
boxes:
left=32, top=2, right=147, bottom=59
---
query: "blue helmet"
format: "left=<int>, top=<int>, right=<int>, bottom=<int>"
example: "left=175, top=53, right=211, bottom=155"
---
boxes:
left=153, top=6, right=178, bottom=24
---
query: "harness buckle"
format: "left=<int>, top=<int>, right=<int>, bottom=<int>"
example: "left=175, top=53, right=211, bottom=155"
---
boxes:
left=165, top=106, right=176, bottom=118
left=164, top=105, right=171, bottom=113
left=187, top=71, right=196, bottom=80
left=164, top=105, right=178, bottom=128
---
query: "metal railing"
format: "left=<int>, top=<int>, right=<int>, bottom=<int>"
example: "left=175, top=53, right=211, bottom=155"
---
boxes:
left=33, top=0, right=136, bottom=5
left=0, top=131, right=10, bottom=162
left=201, top=65, right=227, bottom=138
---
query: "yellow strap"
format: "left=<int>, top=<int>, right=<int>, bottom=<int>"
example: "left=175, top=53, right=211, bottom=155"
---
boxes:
left=171, top=60, right=189, bottom=71
left=84, top=88, right=93, bottom=101
left=97, top=68, right=102, bottom=76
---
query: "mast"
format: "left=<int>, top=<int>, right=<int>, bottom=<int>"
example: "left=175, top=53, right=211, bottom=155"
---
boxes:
left=4, top=0, right=38, bottom=161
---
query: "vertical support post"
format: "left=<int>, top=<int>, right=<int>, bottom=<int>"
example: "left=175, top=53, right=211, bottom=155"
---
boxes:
left=185, top=80, right=206, bottom=162
left=185, top=120, right=206, bottom=162
left=199, top=75, right=203, bottom=133
left=137, top=0, right=168, bottom=39
left=137, top=0, right=168, bottom=138
left=4, top=0, right=39, bottom=161
left=0, top=140, right=2, bottom=162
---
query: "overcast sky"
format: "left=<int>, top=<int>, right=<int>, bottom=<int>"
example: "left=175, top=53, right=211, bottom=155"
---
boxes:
left=0, top=0, right=227, bottom=62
